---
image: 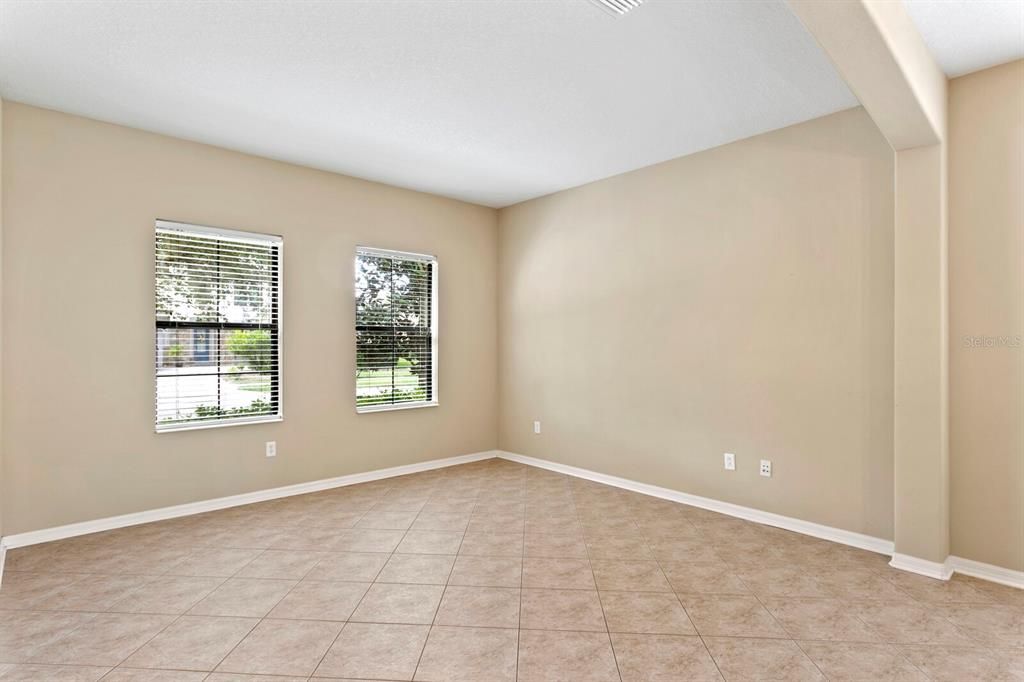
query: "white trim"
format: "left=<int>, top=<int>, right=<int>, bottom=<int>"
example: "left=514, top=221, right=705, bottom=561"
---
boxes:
left=889, top=552, right=954, bottom=580
left=156, top=219, right=283, bottom=245
left=355, top=245, right=435, bottom=263
left=357, top=401, right=439, bottom=414
left=2, top=450, right=499, bottom=550
left=947, top=555, right=1024, bottom=590
left=497, top=451, right=894, bottom=556
left=0, top=539, right=7, bottom=587
left=156, top=415, right=283, bottom=433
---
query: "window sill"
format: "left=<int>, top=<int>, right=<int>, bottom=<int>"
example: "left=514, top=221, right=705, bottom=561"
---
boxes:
left=356, top=401, right=439, bottom=414
left=156, top=415, right=282, bottom=433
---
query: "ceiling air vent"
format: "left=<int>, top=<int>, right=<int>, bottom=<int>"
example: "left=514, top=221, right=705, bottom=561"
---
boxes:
left=587, top=0, right=645, bottom=16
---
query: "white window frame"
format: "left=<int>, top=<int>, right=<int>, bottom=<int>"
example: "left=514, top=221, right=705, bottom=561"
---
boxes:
left=355, top=246, right=439, bottom=414
left=155, top=219, right=284, bottom=433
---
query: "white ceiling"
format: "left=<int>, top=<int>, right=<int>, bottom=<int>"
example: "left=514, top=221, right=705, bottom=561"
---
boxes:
left=0, top=0, right=862, bottom=207
left=904, top=0, right=1024, bottom=78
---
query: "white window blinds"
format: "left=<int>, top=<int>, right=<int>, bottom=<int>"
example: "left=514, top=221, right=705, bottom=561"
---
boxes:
left=355, top=247, right=437, bottom=412
left=155, top=220, right=282, bottom=430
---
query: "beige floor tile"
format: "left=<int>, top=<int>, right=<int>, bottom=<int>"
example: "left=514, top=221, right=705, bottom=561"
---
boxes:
left=814, top=567, right=916, bottom=601
left=937, top=603, right=1024, bottom=647
left=7, top=460, right=1022, bottom=679
left=457, top=533, right=523, bottom=557
left=898, top=645, right=1016, bottom=681
left=349, top=583, right=444, bottom=624
left=332, top=529, right=405, bottom=553
left=267, top=580, right=369, bottom=621
left=592, top=560, right=672, bottom=592
left=959, top=576, right=1024, bottom=607
left=762, top=597, right=883, bottom=642
left=447, top=556, right=522, bottom=587
left=518, top=630, right=619, bottom=682
left=101, top=668, right=208, bottom=681
left=121, top=615, right=257, bottom=671
left=600, top=590, right=696, bottom=634
left=585, top=535, right=653, bottom=560
left=270, top=527, right=346, bottom=551
left=0, top=663, right=110, bottom=681
left=522, top=558, right=595, bottom=589
left=0, top=572, right=84, bottom=610
left=377, top=554, right=456, bottom=584
left=29, top=612, right=174, bottom=666
left=0, top=611, right=97, bottom=663
left=188, top=578, right=296, bottom=618
left=108, top=576, right=224, bottom=614
left=165, top=549, right=262, bottom=578
left=315, top=622, right=429, bottom=680
left=235, top=550, right=324, bottom=580
left=523, top=533, right=588, bottom=559
left=29, top=575, right=150, bottom=612
left=850, top=601, right=977, bottom=645
left=205, top=674, right=309, bottom=681
left=304, top=552, right=388, bottom=582
left=611, top=633, right=721, bottom=681
left=661, top=561, right=751, bottom=595
left=679, top=595, right=788, bottom=638
left=647, top=536, right=722, bottom=563
left=885, top=571, right=995, bottom=604
left=704, top=636, right=823, bottom=680
left=422, top=498, right=477, bottom=514
left=216, top=619, right=343, bottom=677
left=733, top=566, right=832, bottom=599
left=414, top=625, right=517, bottom=681
left=395, top=531, right=464, bottom=555
left=435, top=586, right=520, bottom=628
left=524, top=517, right=582, bottom=536
left=355, top=511, right=418, bottom=530
left=520, top=588, right=606, bottom=632
left=412, top=513, right=471, bottom=532
left=466, top=513, right=525, bottom=534
left=798, top=641, right=928, bottom=681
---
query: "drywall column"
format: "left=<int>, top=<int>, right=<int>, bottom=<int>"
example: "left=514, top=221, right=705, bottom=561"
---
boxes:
left=0, top=97, right=5, bottom=560
left=894, top=144, right=949, bottom=569
left=788, top=0, right=951, bottom=575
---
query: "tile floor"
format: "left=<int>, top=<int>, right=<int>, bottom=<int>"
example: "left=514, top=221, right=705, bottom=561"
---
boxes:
left=0, top=458, right=1021, bottom=681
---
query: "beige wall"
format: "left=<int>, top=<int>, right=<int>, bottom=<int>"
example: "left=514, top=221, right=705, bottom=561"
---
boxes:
left=948, top=60, right=1024, bottom=571
left=0, top=97, right=4, bottom=540
left=1, top=102, right=498, bottom=535
left=498, top=107, right=896, bottom=540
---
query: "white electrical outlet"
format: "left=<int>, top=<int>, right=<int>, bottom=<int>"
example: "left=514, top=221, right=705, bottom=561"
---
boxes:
left=533, top=421, right=541, bottom=434
left=266, top=441, right=277, bottom=458
left=760, top=459, right=772, bottom=477
left=723, top=453, right=735, bottom=471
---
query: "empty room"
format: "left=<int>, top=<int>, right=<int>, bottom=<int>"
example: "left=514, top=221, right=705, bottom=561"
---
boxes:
left=0, top=0, right=1021, bottom=680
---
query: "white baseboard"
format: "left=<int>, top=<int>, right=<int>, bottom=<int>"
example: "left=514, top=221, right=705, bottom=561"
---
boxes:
left=947, top=555, right=1024, bottom=590
left=4, top=446, right=1019, bottom=592
left=889, top=552, right=954, bottom=580
left=2, top=449, right=499, bottom=550
left=497, top=451, right=895, bottom=556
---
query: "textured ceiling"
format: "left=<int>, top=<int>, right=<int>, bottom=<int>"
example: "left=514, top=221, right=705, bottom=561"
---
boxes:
left=904, top=0, right=1024, bottom=78
left=0, top=0, right=861, bottom=207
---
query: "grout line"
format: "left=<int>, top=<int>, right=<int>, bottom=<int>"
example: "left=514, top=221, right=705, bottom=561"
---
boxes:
left=571, top=475, right=624, bottom=682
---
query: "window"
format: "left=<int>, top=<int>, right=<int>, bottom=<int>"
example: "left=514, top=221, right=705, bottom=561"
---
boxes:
left=155, top=220, right=282, bottom=430
left=355, top=247, right=437, bottom=412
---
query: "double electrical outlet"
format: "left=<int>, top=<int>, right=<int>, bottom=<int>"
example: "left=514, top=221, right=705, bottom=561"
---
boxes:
left=723, top=452, right=772, bottom=477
